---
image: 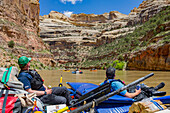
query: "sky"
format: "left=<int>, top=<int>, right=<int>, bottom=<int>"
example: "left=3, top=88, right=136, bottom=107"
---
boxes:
left=39, top=0, right=144, bottom=17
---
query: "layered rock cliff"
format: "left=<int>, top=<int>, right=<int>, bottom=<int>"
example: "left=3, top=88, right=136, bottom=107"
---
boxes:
left=127, top=22, right=170, bottom=71
left=128, top=0, right=170, bottom=26
left=0, top=0, right=55, bottom=68
left=39, top=10, right=132, bottom=66
left=39, top=16, right=99, bottom=65
left=70, top=11, right=128, bottom=24
left=0, top=0, right=45, bottom=50
left=39, top=0, right=170, bottom=70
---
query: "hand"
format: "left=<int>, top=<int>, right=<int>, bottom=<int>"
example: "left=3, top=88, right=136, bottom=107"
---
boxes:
left=135, top=88, right=141, bottom=95
left=46, top=89, right=52, bottom=94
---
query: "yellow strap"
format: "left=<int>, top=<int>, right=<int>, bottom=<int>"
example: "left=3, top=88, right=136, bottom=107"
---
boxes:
left=56, top=106, right=69, bottom=113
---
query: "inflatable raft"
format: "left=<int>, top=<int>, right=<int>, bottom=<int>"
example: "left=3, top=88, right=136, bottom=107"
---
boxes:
left=72, top=71, right=83, bottom=74
left=67, top=82, right=170, bottom=113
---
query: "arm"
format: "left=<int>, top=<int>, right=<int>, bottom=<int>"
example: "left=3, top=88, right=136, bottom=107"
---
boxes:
left=111, top=81, right=141, bottom=98
left=43, top=84, right=48, bottom=90
left=124, top=89, right=141, bottom=98
left=26, top=88, right=52, bottom=96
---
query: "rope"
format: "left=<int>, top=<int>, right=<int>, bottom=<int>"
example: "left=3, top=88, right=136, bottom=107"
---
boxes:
left=92, top=99, right=98, bottom=108
left=92, top=101, right=95, bottom=108
left=83, top=101, right=86, bottom=105
left=150, top=100, right=164, bottom=110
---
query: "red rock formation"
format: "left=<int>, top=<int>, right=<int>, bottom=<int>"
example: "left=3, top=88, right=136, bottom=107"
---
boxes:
left=0, top=0, right=55, bottom=68
left=0, top=0, right=47, bottom=51
left=127, top=44, right=170, bottom=71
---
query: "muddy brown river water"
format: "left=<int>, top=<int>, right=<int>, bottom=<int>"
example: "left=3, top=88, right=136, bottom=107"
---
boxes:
left=38, top=70, right=170, bottom=95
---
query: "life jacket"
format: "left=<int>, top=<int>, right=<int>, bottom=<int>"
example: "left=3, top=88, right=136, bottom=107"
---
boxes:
left=103, top=79, right=125, bottom=85
left=103, top=79, right=126, bottom=92
left=20, top=70, right=44, bottom=90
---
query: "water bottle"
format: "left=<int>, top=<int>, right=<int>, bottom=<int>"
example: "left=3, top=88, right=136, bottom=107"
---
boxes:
left=48, top=85, right=52, bottom=89
left=136, top=84, right=141, bottom=90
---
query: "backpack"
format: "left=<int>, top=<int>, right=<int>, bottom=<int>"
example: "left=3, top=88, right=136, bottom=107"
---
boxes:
left=0, top=66, right=23, bottom=113
left=0, top=67, right=28, bottom=94
left=0, top=96, right=21, bottom=113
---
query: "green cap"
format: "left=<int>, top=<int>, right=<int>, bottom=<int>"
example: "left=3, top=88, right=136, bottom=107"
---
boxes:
left=18, top=56, right=31, bottom=68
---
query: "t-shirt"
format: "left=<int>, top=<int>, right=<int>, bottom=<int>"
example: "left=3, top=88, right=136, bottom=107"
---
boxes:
left=18, top=71, right=45, bottom=91
left=110, top=81, right=127, bottom=96
left=100, top=79, right=127, bottom=96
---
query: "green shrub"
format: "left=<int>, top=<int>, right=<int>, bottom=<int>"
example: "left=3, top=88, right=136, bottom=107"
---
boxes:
left=153, top=29, right=157, bottom=36
left=160, top=26, right=165, bottom=31
left=117, top=55, right=124, bottom=61
left=115, top=62, right=124, bottom=70
left=149, top=18, right=157, bottom=23
left=112, top=60, right=119, bottom=66
left=156, top=20, right=161, bottom=25
left=8, top=40, right=15, bottom=48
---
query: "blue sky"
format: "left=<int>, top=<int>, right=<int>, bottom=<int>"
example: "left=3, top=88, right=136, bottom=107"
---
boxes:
left=40, top=0, right=144, bottom=17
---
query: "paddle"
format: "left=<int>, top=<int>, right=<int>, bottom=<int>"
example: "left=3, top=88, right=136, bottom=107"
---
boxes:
left=67, top=82, right=111, bottom=110
left=68, top=73, right=154, bottom=113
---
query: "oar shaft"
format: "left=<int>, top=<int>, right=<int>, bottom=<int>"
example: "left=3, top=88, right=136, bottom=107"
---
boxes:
left=69, top=73, right=154, bottom=113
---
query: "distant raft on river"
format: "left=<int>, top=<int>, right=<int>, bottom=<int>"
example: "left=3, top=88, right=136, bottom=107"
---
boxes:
left=72, top=70, right=83, bottom=74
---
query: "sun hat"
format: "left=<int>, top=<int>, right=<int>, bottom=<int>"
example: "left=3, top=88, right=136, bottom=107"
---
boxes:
left=18, top=56, right=31, bottom=68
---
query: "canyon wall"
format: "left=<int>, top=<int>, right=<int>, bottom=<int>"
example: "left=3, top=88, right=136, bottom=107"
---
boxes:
left=39, top=0, right=170, bottom=70
left=128, top=0, right=170, bottom=26
left=0, top=0, right=47, bottom=50
left=0, top=0, right=55, bottom=67
left=127, top=44, right=170, bottom=71
left=127, top=22, right=170, bottom=70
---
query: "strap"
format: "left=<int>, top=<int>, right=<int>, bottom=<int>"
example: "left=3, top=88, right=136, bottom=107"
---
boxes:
left=150, top=100, right=164, bottom=110
left=0, top=89, right=4, bottom=98
left=1, top=67, right=12, bottom=113
left=2, top=67, right=12, bottom=84
left=107, top=79, right=125, bottom=85
left=2, top=90, right=9, bottom=113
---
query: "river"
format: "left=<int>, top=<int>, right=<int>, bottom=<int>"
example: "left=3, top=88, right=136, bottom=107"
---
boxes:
left=38, top=70, right=170, bottom=95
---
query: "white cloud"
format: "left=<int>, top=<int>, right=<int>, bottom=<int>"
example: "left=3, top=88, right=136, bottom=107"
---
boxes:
left=64, top=11, right=73, bottom=17
left=60, top=0, right=82, bottom=4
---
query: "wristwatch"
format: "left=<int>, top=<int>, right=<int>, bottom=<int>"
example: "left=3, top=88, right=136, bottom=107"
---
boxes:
left=44, top=91, right=47, bottom=95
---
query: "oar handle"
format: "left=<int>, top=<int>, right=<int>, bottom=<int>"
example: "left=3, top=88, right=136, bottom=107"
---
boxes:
left=69, top=73, right=154, bottom=113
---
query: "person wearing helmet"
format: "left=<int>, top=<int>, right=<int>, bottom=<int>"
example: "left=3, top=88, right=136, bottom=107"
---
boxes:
left=17, top=56, right=71, bottom=105
left=100, top=67, right=141, bottom=98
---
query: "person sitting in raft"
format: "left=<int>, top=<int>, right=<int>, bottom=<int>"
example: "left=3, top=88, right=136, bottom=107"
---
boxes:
left=100, top=67, right=141, bottom=98
left=17, top=56, right=71, bottom=105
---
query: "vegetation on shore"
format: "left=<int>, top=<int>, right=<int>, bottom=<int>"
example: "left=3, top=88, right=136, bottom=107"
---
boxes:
left=0, top=46, right=57, bottom=70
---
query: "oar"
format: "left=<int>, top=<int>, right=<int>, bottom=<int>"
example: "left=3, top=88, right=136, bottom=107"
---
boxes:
left=56, top=84, right=110, bottom=113
left=68, top=73, right=154, bottom=113
left=58, top=75, right=63, bottom=87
